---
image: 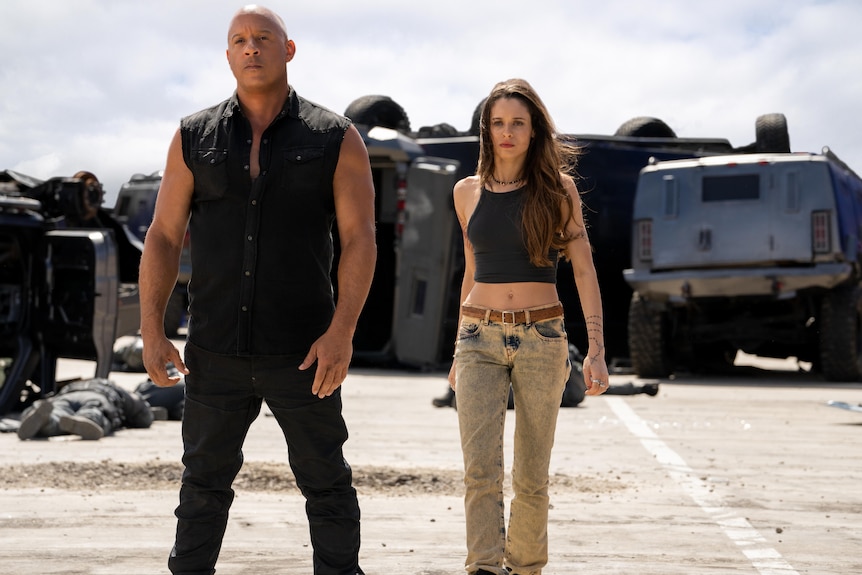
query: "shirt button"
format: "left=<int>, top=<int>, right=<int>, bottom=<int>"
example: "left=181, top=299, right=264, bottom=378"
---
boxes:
left=247, top=235, right=253, bottom=241
left=244, top=270, right=251, bottom=276
left=262, top=139, right=269, bottom=145
left=243, top=164, right=249, bottom=171
left=241, top=306, right=248, bottom=312
left=251, top=199, right=257, bottom=206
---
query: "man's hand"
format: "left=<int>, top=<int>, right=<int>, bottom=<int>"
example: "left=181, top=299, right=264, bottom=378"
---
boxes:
left=300, top=329, right=353, bottom=398
left=142, top=335, right=189, bottom=387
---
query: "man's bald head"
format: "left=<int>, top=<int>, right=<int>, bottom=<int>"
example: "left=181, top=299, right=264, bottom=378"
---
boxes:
left=228, top=5, right=288, bottom=42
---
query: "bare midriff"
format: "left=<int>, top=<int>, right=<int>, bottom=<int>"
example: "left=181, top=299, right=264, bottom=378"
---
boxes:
left=465, top=281, right=559, bottom=311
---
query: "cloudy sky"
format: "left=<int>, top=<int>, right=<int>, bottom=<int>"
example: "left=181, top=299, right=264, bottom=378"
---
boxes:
left=1, top=0, right=860, bottom=204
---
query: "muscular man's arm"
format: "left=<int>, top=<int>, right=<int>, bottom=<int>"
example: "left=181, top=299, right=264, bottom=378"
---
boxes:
left=139, top=128, right=193, bottom=386
left=302, top=124, right=377, bottom=398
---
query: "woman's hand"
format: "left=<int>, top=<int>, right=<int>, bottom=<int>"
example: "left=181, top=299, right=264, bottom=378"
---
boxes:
left=583, top=354, right=610, bottom=396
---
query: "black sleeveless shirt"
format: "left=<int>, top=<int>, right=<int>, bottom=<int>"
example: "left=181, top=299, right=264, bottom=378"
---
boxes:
left=467, top=186, right=558, bottom=283
left=180, top=89, right=350, bottom=356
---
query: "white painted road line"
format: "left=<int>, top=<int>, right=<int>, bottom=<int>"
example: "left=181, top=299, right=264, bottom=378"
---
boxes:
left=605, top=397, right=800, bottom=575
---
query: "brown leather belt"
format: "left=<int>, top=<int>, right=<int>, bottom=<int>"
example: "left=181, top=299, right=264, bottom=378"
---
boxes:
left=461, top=303, right=564, bottom=324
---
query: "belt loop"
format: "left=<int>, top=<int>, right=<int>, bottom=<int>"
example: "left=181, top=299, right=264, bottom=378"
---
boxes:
left=525, top=309, right=531, bottom=325
left=483, top=309, right=491, bottom=325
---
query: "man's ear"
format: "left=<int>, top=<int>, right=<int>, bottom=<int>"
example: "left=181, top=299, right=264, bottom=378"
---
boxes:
left=285, top=39, right=296, bottom=63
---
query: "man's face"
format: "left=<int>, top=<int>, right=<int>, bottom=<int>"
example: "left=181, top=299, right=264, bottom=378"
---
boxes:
left=226, top=12, right=295, bottom=92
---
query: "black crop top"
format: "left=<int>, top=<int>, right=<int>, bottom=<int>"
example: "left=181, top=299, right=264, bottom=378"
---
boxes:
left=467, top=187, right=558, bottom=283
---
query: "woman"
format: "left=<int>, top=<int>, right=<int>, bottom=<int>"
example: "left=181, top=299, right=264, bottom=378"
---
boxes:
left=448, top=78, right=610, bottom=575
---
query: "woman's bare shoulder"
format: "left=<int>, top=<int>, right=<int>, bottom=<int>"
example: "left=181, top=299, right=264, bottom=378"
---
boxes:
left=453, top=175, right=481, bottom=204
left=453, top=176, right=482, bottom=223
left=454, top=175, right=481, bottom=194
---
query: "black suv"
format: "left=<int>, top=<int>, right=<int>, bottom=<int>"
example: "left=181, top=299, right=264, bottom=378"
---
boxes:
left=112, top=171, right=191, bottom=336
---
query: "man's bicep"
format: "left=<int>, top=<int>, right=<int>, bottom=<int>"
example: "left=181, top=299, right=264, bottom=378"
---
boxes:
left=151, top=130, right=194, bottom=243
left=333, top=126, right=375, bottom=237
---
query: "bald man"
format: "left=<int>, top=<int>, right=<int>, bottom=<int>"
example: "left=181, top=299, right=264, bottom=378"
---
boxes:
left=140, top=6, right=375, bottom=573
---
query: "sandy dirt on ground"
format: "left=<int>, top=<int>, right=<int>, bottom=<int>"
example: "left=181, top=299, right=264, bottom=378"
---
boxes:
left=0, top=460, right=621, bottom=496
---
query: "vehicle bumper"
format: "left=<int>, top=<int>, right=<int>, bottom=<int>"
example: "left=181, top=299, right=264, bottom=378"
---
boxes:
left=623, top=262, right=854, bottom=300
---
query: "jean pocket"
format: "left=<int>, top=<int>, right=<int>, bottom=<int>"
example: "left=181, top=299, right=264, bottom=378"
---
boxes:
left=457, top=320, right=482, bottom=341
left=531, top=318, right=566, bottom=341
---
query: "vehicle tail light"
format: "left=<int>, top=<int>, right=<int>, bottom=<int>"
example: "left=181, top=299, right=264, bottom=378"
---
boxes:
left=394, top=176, right=407, bottom=242
left=636, top=219, right=653, bottom=261
left=811, top=210, right=831, bottom=254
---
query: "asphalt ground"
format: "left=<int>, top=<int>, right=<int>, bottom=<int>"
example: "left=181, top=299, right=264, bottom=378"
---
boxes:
left=1, top=342, right=861, bottom=575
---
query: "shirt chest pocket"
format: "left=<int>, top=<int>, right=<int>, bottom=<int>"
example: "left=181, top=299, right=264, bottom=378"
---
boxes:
left=281, top=145, right=326, bottom=194
left=191, top=148, right=229, bottom=201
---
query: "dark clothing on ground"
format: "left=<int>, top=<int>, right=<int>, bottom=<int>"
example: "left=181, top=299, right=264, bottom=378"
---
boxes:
left=17, top=378, right=153, bottom=439
left=135, top=379, right=185, bottom=421
left=169, top=88, right=362, bottom=575
left=605, top=381, right=660, bottom=396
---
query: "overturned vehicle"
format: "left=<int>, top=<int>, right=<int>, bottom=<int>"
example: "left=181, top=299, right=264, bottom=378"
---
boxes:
left=0, top=170, right=142, bottom=415
left=342, top=95, right=793, bottom=369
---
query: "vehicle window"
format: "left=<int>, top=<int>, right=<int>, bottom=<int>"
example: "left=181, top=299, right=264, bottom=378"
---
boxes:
left=785, top=171, right=800, bottom=213
left=662, top=176, right=678, bottom=218
left=702, top=174, right=760, bottom=202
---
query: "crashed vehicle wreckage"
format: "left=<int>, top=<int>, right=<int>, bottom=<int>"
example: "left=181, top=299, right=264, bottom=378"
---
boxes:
left=0, top=170, right=142, bottom=415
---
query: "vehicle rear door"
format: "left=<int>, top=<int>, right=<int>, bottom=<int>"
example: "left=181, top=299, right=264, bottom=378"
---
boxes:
left=650, top=161, right=825, bottom=270
left=391, top=157, right=460, bottom=367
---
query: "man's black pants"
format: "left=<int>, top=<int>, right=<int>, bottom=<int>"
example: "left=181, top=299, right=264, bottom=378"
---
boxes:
left=168, top=342, right=361, bottom=575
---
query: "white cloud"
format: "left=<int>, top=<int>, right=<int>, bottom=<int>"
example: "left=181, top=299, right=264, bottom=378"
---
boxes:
left=1, top=0, right=861, bottom=203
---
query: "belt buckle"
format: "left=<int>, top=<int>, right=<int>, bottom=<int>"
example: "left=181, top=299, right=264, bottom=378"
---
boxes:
left=501, top=310, right=516, bottom=324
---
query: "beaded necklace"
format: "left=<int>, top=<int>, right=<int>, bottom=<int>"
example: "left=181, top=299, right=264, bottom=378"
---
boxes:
left=491, top=175, right=524, bottom=186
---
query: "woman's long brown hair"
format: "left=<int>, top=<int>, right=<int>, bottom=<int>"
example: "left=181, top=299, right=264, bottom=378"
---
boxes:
left=475, top=78, right=582, bottom=266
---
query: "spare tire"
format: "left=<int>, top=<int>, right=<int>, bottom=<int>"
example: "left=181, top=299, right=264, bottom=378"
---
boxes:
left=755, top=113, right=791, bottom=153
left=614, top=116, right=677, bottom=138
left=417, top=123, right=459, bottom=138
left=344, top=95, right=411, bottom=133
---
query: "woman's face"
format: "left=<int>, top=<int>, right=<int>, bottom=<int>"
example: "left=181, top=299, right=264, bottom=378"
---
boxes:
left=488, top=97, right=534, bottom=160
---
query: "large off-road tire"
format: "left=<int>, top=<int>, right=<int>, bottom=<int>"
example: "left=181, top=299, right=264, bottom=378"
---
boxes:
left=416, top=122, right=459, bottom=138
left=818, top=284, right=862, bottom=382
left=628, top=292, right=671, bottom=377
left=755, top=113, right=791, bottom=153
left=614, top=116, right=677, bottom=138
left=344, top=95, right=411, bottom=133
left=469, top=97, right=487, bottom=136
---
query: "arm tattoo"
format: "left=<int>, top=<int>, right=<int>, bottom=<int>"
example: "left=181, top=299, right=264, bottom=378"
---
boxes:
left=585, top=314, right=604, bottom=362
